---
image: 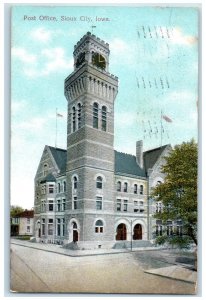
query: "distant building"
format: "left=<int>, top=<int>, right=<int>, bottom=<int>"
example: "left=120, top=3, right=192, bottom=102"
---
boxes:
left=33, top=32, right=172, bottom=249
left=11, top=210, right=34, bottom=236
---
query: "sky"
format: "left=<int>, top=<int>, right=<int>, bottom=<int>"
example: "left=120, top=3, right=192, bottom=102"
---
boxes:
left=11, top=5, right=198, bottom=209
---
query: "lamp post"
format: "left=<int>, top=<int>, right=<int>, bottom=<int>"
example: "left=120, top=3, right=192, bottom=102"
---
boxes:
left=131, top=220, right=133, bottom=251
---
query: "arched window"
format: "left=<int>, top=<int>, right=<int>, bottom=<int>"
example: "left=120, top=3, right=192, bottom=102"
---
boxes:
left=73, top=176, right=78, bottom=189
left=63, top=181, right=66, bottom=192
left=93, top=102, right=99, bottom=129
left=57, top=183, right=61, bottom=193
left=72, top=106, right=76, bottom=132
left=123, top=182, right=128, bottom=192
left=117, top=181, right=121, bottom=192
left=101, top=106, right=107, bottom=131
left=134, top=184, right=138, bottom=194
left=95, top=220, right=103, bottom=233
left=96, top=176, right=103, bottom=189
left=140, top=185, right=143, bottom=195
left=77, top=103, right=82, bottom=129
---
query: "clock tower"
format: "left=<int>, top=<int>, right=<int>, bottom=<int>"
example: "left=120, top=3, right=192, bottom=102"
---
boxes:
left=64, top=32, right=118, bottom=249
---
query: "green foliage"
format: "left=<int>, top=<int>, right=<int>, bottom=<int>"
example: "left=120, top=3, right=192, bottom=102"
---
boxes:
left=152, top=140, right=198, bottom=246
left=10, top=205, right=24, bottom=217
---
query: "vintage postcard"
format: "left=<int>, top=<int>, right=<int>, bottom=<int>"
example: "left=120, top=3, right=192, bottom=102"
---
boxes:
left=10, top=5, right=198, bottom=294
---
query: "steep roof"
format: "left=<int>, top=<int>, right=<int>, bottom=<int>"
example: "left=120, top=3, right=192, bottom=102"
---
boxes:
left=143, top=144, right=169, bottom=171
left=114, top=151, right=145, bottom=177
left=48, top=146, right=67, bottom=174
left=45, top=145, right=169, bottom=179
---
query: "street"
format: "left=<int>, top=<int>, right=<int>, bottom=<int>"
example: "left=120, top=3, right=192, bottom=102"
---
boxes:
left=10, top=243, right=196, bottom=294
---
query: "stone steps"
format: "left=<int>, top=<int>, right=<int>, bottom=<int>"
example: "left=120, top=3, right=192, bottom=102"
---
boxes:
left=112, top=240, right=153, bottom=249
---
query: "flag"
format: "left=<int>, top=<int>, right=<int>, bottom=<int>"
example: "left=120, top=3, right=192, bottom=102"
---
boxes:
left=57, top=113, right=63, bottom=118
left=162, top=115, right=172, bottom=123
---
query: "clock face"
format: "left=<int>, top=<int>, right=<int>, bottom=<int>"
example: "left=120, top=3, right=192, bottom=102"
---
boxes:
left=76, top=52, right=85, bottom=68
left=92, top=52, right=106, bottom=70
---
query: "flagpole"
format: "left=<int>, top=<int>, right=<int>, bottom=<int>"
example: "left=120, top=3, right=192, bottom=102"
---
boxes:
left=160, top=109, right=162, bottom=147
left=55, top=108, right=57, bottom=148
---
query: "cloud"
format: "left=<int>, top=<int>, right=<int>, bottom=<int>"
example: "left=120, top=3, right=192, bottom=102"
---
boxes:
left=109, top=38, right=136, bottom=65
left=171, top=27, right=198, bottom=46
left=114, top=111, right=137, bottom=128
left=12, top=47, right=37, bottom=64
left=31, top=27, right=53, bottom=42
left=40, top=48, right=73, bottom=75
left=13, top=46, right=73, bottom=77
left=11, top=100, right=27, bottom=115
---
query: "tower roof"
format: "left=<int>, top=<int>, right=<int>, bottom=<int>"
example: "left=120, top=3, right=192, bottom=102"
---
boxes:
left=74, top=31, right=109, bottom=51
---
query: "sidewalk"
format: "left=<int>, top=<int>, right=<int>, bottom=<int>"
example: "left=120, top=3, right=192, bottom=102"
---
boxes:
left=10, top=238, right=158, bottom=257
left=145, top=266, right=197, bottom=284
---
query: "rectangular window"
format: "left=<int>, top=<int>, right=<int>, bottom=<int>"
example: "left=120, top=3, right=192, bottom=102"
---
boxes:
left=48, top=219, right=53, bottom=235
left=134, top=200, right=138, bottom=213
left=27, top=218, right=30, bottom=224
left=27, top=226, right=30, bottom=233
left=116, top=199, right=121, bottom=211
left=134, top=184, right=137, bottom=194
left=49, top=200, right=54, bottom=211
left=96, top=197, right=102, bottom=210
left=57, top=218, right=61, bottom=236
left=41, top=200, right=46, bottom=212
left=140, top=185, right=143, bottom=195
left=49, top=184, right=54, bottom=194
left=62, top=199, right=66, bottom=211
left=62, top=218, right=65, bottom=236
left=57, top=200, right=61, bottom=211
left=123, top=200, right=128, bottom=212
left=73, top=196, right=77, bottom=210
left=42, top=218, right=45, bottom=235
left=41, top=185, right=46, bottom=195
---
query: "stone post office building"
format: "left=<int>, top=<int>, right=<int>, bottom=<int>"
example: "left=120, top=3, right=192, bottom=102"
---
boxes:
left=33, top=32, right=171, bottom=249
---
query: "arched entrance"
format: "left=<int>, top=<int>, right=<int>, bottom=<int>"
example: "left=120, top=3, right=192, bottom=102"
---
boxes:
left=133, top=224, right=142, bottom=240
left=72, top=222, right=78, bottom=242
left=116, top=223, right=127, bottom=240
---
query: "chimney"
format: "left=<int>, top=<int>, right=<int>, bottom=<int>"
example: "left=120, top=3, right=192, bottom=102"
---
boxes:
left=136, top=140, right=143, bottom=168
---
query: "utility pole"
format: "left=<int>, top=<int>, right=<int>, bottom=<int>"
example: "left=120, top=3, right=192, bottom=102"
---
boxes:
left=131, top=220, right=133, bottom=251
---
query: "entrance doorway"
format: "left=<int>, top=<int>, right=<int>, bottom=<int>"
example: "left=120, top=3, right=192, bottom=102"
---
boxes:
left=133, top=224, right=142, bottom=240
left=72, top=222, right=78, bottom=242
left=116, top=223, right=127, bottom=240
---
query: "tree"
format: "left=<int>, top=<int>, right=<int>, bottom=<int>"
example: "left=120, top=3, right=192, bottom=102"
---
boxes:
left=152, top=140, right=197, bottom=247
left=10, top=205, right=24, bottom=218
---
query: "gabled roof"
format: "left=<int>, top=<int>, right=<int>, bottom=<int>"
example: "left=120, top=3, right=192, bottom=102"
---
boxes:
left=43, top=144, right=169, bottom=179
left=114, top=151, right=145, bottom=177
left=143, top=144, right=169, bottom=171
left=48, top=146, right=67, bottom=174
